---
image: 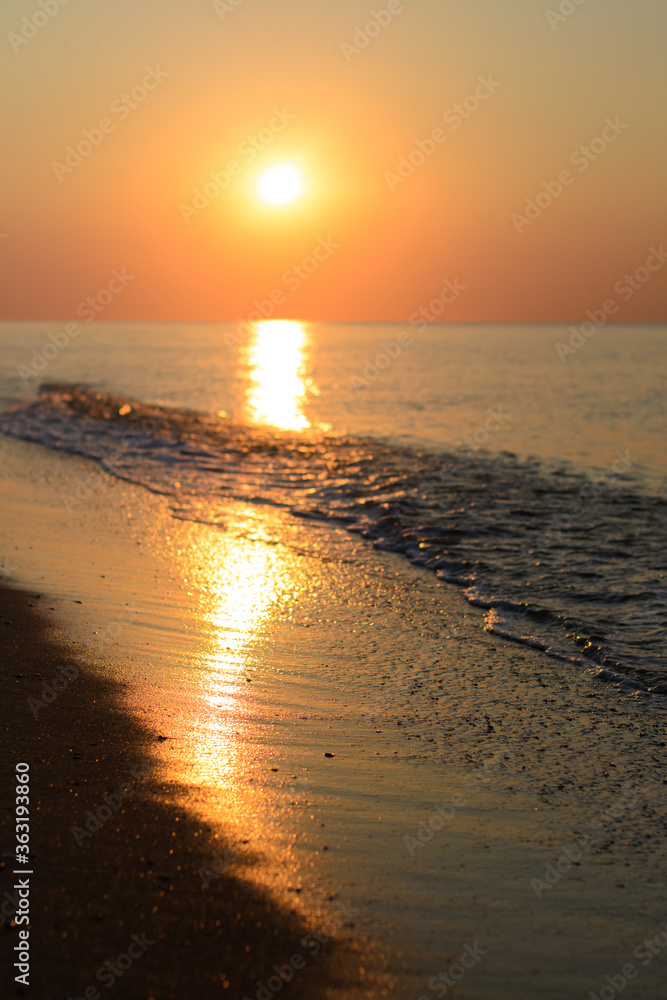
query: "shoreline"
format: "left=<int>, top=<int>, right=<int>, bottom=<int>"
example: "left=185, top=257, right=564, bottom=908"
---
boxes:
left=1, top=433, right=667, bottom=998
left=0, top=581, right=370, bottom=1000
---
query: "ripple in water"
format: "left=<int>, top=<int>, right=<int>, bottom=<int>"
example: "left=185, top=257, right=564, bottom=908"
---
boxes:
left=2, top=384, right=666, bottom=694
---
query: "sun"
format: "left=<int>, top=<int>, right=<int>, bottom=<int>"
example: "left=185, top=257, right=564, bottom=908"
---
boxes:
left=257, top=164, right=304, bottom=206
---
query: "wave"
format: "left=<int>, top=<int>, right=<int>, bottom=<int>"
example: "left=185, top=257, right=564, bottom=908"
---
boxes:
left=2, top=384, right=666, bottom=694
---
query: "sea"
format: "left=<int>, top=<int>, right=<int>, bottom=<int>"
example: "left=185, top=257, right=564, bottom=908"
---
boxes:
left=1, top=320, right=665, bottom=694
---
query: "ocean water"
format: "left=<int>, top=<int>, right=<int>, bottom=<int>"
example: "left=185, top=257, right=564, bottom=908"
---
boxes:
left=1, top=321, right=665, bottom=692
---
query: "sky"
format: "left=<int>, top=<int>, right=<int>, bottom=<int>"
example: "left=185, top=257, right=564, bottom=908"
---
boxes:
left=1, top=0, right=665, bottom=323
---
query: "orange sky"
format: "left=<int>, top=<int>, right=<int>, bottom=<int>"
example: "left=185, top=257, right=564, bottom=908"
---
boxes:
left=1, top=0, right=665, bottom=322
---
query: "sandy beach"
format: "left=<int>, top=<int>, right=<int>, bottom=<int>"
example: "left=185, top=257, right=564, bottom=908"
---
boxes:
left=1, top=432, right=666, bottom=999
left=3, top=0, right=666, bottom=992
left=0, top=581, right=371, bottom=1000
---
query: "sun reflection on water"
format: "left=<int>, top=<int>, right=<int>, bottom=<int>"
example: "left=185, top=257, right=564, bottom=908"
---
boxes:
left=245, top=320, right=311, bottom=430
left=183, top=509, right=298, bottom=801
left=133, top=503, right=324, bottom=895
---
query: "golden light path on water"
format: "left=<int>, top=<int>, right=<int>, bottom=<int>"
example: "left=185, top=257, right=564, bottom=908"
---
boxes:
left=185, top=320, right=317, bottom=806
left=244, top=319, right=312, bottom=430
left=186, top=515, right=290, bottom=780
left=146, top=324, right=321, bottom=874
left=173, top=507, right=308, bottom=862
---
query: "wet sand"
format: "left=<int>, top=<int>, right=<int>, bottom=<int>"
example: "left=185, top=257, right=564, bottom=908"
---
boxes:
left=1, top=432, right=667, bottom=999
left=0, top=581, right=371, bottom=1000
